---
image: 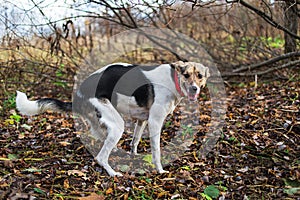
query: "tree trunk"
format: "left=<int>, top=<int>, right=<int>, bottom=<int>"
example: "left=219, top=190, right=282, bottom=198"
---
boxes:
left=284, top=0, right=298, bottom=54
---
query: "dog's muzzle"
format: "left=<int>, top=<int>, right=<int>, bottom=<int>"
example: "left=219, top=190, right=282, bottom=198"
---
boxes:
left=186, top=84, right=200, bottom=102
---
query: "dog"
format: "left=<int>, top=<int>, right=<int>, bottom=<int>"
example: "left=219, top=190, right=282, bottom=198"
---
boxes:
left=16, top=61, right=210, bottom=176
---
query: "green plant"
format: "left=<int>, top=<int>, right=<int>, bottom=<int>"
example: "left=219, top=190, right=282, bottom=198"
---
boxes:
left=33, top=187, right=47, bottom=196
left=284, top=187, right=300, bottom=195
left=4, top=112, right=22, bottom=126
left=229, top=136, right=237, bottom=142
left=54, top=63, right=67, bottom=88
left=164, top=120, right=172, bottom=128
left=181, top=165, right=191, bottom=170
left=201, top=185, right=220, bottom=199
left=181, top=125, right=194, bottom=137
left=261, top=36, right=284, bottom=48
left=7, top=153, right=18, bottom=161
left=3, top=93, right=16, bottom=110
left=142, top=154, right=155, bottom=168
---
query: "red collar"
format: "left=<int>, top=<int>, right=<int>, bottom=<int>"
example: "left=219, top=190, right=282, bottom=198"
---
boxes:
left=174, top=70, right=185, bottom=97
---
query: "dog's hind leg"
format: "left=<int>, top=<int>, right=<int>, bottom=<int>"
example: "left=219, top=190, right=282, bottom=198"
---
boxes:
left=131, top=120, right=147, bottom=155
left=89, top=98, right=124, bottom=177
left=85, top=113, right=106, bottom=141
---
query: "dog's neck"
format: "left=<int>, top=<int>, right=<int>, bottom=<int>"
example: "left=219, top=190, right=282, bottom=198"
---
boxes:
left=173, top=70, right=185, bottom=97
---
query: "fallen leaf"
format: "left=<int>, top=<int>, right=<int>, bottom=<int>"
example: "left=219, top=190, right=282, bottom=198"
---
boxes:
left=106, top=187, right=113, bottom=195
left=59, top=141, right=71, bottom=146
left=79, top=193, right=105, bottom=200
left=64, top=179, right=70, bottom=189
left=67, top=170, right=86, bottom=177
left=237, top=166, right=249, bottom=173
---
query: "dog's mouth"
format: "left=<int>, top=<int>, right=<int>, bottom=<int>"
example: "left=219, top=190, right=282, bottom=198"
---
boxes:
left=187, top=92, right=199, bottom=102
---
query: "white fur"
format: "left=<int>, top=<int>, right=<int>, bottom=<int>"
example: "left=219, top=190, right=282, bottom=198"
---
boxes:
left=115, top=93, right=149, bottom=121
left=89, top=98, right=124, bottom=130
left=88, top=97, right=125, bottom=176
left=143, top=64, right=175, bottom=92
left=16, top=91, right=40, bottom=116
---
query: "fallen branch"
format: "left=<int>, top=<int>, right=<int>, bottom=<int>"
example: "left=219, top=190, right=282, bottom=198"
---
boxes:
left=233, top=51, right=300, bottom=73
left=223, top=59, right=300, bottom=77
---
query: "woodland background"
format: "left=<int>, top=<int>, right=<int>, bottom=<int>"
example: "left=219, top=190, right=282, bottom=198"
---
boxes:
left=0, top=0, right=299, bottom=199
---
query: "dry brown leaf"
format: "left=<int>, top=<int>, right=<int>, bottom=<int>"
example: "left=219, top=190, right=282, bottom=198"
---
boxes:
left=79, top=193, right=105, bottom=200
left=200, top=114, right=211, bottom=121
left=106, top=187, right=114, bottom=195
left=63, top=179, right=69, bottom=189
left=157, top=191, right=168, bottom=198
left=59, top=141, right=71, bottom=146
left=67, top=169, right=86, bottom=177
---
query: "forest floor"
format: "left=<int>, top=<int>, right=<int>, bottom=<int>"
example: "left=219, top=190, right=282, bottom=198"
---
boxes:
left=0, top=72, right=299, bottom=200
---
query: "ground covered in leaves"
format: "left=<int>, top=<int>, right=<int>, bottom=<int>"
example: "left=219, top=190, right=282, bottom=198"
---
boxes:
left=1, top=75, right=299, bottom=199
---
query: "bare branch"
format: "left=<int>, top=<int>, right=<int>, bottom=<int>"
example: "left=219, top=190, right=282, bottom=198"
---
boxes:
left=227, top=0, right=300, bottom=40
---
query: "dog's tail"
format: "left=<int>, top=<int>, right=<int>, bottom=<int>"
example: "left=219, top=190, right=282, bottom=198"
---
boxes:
left=16, top=91, right=72, bottom=116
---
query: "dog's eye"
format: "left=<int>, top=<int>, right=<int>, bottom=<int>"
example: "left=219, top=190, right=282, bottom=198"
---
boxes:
left=197, top=73, right=202, bottom=79
left=183, top=74, right=190, bottom=78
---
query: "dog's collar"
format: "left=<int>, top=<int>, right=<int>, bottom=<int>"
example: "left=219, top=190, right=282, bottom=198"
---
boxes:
left=174, top=70, right=185, bottom=97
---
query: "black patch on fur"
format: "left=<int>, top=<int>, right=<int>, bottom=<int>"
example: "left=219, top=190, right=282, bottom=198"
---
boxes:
left=170, top=66, right=176, bottom=86
left=95, top=108, right=102, bottom=119
left=37, top=98, right=72, bottom=112
left=79, top=64, right=156, bottom=108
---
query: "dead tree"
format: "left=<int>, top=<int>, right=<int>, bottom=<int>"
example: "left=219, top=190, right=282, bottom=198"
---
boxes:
left=283, top=0, right=298, bottom=55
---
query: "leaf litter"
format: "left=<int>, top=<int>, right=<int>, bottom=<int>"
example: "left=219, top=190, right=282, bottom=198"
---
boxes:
left=0, top=75, right=299, bottom=199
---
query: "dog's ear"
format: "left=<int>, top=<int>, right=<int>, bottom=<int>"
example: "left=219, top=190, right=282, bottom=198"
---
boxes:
left=171, top=61, right=186, bottom=73
left=195, top=63, right=210, bottom=79
left=204, top=67, right=210, bottom=78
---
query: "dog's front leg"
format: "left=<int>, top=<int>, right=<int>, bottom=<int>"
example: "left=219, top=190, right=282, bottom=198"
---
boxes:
left=148, top=104, right=170, bottom=174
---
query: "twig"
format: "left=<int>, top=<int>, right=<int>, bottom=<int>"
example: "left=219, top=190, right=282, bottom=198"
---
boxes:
left=280, top=109, right=299, bottom=113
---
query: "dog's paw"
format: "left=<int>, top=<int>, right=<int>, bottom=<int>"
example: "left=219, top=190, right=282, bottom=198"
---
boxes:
left=107, top=170, right=123, bottom=177
left=158, top=169, right=169, bottom=174
left=112, top=146, right=119, bottom=153
left=113, top=172, right=123, bottom=177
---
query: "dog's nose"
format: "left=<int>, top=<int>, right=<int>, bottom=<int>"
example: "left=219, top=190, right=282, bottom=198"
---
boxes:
left=191, top=86, right=198, bottom=91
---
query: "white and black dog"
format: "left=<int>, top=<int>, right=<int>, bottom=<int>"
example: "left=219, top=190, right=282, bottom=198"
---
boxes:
left=16, top=61, right=210, bottom=176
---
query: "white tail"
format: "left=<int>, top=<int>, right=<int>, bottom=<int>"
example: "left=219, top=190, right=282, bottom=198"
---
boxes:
left=16, top=91, right=40, bottom=116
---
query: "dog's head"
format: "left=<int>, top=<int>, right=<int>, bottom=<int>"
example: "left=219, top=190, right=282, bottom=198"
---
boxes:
left=172, top=61, right=210, bottom=101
